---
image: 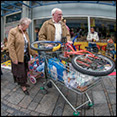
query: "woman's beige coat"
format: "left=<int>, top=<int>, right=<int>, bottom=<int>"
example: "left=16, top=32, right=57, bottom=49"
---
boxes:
left=8, top=26, right=36, bottom=63
left=39, top=19, right=71, bottom=41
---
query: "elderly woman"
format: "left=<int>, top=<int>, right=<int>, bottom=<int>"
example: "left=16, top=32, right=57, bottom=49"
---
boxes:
left=8, top=17, right=38, bottom=95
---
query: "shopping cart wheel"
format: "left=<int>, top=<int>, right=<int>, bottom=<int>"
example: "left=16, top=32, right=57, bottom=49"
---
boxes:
left=47, top=81, right=52, bottom=88
left=87, top=102, right=94, bottom=109
left=40, top=86, right=48, bottom=94
left=73, top=111, right=80, bottom=116
left=30, top=76, right=37, bottom=84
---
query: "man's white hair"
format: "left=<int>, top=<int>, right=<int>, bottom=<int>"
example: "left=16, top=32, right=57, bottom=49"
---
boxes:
left=51, top=8, right=62, bottom=16
left=19, top=17, right=32, bottom=26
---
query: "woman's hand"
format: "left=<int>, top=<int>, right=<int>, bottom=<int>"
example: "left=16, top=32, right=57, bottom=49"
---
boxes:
left=13, top=60, right=18, bottom=64
left=33, top=53, right=38, bottom=58
left=46, top=44, right=53, bottom=48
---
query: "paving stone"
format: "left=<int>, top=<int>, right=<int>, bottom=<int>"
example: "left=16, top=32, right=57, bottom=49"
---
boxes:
left=94, top=103, right=110, bottom=116
left=52, top=87, right=67, bottom=116
left=32, top=91, right=44, bottom=103
left=20, top=108, right=31, bottom=114
left=92, top=91, right=107, bottom=104
left=7, top=92, right=25, bottom=105
left=5, top=82, right=17, bottom=90
left=18, top=96, right=33, bottom=108
left=12, top=86, right=20, bottom=92
left=1, top=88, right=11, bottom=98
left=1, top=110, right=9, bottom=116
left=39, top=113, right=50, bottom=116
left=6, top=108, right=14, bottom=114
left=35, top=87, right=59, bottom=115
left=103, top=78, right=115, bottom=91
left=62, top=103, right=75, bottom=116
left=62, top=87, right=79, bottom=116
left=92, top=83, right=103, bottom=91
left=11, top=110, right=26, bottom=116
left=9, top=103, right=21, bottom=110
left=67, top=89, right=77, bottom=106
left=1, top=99, right=9, bottom=105
left=15, top=87, right=24, bottom=94
left=27, top=101, right=39, bottom=111
left=81, top=93, right=90, bottom=116
left=85, top=108, right=94, bottom=116
left=1, top=103, right=8, bottom=111
left=29, top=87, right=40, bottom=98
left=30, top=111, right=40, bottom=116
left=76, top=93, right=83, bottom=107
left=112, top=104, right=116, bottom=116
left=109, top=77, right=116, bottom=89
left=3, top=94, right=11, bottom=100
left=108, top=93, right=116, bottom=105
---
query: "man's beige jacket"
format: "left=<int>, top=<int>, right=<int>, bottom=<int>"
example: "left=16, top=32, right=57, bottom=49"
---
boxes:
left=39, top=19, right=71, bottom=41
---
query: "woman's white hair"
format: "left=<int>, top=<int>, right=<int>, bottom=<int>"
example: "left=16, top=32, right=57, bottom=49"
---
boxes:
left=51, top=8, right=62, bottom=16
left=19, top=17, right=32, bottom=26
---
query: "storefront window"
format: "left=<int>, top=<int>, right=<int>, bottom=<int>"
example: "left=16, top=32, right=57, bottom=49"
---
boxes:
left=66, top=17, right=88, bottom=41
left=6, top=12, right=21, bottom=23
left=34, top=17, right=116, bottom=43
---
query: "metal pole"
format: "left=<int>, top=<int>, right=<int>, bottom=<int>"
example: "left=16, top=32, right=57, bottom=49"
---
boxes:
left=88, top=16, right=90, bottom=33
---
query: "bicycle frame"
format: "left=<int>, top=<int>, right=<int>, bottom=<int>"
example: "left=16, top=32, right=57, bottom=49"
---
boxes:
left=62, top=42, right=97, bottom=58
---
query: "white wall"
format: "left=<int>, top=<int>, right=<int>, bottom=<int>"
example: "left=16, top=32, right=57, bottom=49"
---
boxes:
left=32, top=3, right=116, bottom=19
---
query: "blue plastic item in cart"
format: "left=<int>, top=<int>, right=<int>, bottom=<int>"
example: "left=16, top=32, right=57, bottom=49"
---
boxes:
left=48, top=58, right=65, bottom=82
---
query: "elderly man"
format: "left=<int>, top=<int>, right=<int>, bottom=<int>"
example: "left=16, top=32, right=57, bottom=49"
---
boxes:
left=38, top=8, right=71, bottom=42
left=87, top=27, right=99, bottom=48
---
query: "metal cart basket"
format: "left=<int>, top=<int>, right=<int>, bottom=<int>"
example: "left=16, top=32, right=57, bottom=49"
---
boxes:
left=38, top=51, right=102, bottom=116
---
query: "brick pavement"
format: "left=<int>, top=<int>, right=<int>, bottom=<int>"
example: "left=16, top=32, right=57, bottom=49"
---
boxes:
left=1, top=68, right=116, bottom=116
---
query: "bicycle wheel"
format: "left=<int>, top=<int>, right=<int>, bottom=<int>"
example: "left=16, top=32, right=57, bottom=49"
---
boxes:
left=71, top=54, right=115, bottom=76
left=30, top=41, right=61, bottom=52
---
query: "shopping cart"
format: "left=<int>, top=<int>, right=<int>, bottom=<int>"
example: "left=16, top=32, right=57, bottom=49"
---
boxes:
left=30, top=41, right=103, bottom=116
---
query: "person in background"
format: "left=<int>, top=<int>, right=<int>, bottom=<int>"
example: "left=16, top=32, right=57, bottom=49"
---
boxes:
left=106, top=38, right=116, bottom=59
left=8, top=17, right=38, bottom=95
left=87, top=27, right=99, bottom=48
left=34, top=27, right=40, bottom=41
left=1, top=37, right=9, bottom=53
left=1, top=37, right=10, bottom=62
left=70, top=28, right=75, bottom=38
left=38, top=8, right=71, bottom=43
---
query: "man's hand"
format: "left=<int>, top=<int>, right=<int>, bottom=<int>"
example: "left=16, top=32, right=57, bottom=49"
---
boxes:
left=92, top=39, right=96, bottom=42
left=67, top=41, right=73, bottom=44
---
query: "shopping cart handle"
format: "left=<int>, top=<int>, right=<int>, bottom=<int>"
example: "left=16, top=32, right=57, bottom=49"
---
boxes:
left=52, top=43, right=61, bottom=52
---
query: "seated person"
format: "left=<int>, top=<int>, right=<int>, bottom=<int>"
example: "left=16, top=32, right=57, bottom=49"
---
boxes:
left=106, top=38, right=116, bottom=59
left=87, top=27, right=99, bottom=48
